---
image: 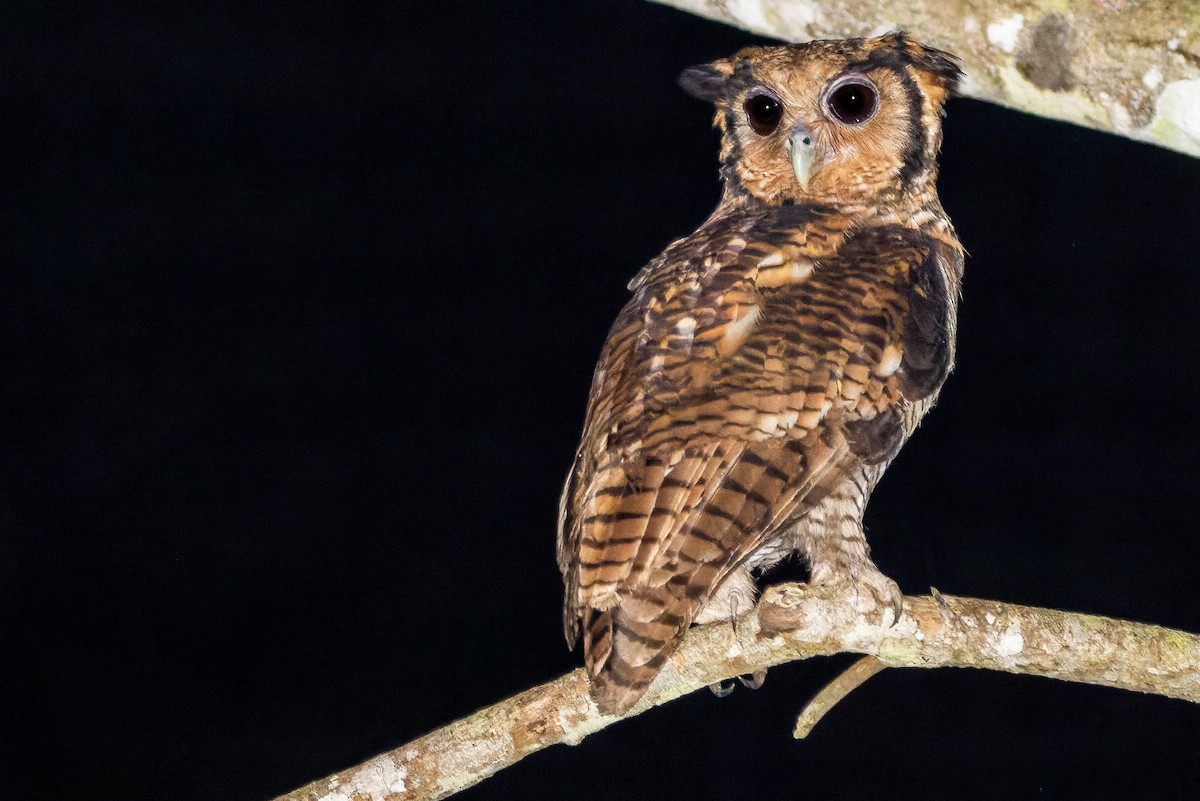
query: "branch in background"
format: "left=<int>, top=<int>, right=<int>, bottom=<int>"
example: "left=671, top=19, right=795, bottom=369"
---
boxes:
left=792, top=654, right=887, bottom=738
left=650, top=0, right=1200, bottom=158
left=272, top=582, right=1200, bottom=801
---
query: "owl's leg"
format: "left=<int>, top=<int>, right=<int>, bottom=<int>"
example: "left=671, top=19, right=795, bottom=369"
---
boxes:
left=795, top=489, right=902, bottom=625
left=694, top=567, right=768, bottom=696
left=693, top=564, right=756, bottom=625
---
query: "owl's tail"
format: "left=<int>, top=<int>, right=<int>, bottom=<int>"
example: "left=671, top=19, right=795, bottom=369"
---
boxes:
left=582, top=587, right=689, bottom=715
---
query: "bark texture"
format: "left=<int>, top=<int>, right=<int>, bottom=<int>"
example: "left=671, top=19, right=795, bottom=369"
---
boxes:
left=273, top=583, right=1200, bottom=801
left=651, top=0, right=1200, bottom=158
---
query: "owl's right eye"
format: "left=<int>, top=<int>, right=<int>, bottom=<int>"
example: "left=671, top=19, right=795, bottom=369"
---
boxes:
left=744, top=94, right=783, bottom=135
left=825, top=78, right=878, bottom=125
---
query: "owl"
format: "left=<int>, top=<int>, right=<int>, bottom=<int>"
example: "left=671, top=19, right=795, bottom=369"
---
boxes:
left=557, top=33, right=964, bottom=715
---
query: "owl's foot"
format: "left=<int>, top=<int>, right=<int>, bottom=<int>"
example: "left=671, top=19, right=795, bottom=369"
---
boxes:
left=707, top=670, right=768, bottom=699
left=693, top=566, right=757, bottom=627
left=811, top=562, right=903, bottom=627
left=739, top=669, right=767, bottom=689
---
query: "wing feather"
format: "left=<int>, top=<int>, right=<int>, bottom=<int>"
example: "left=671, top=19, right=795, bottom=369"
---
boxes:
left=557, top=207, right=960, bottom=712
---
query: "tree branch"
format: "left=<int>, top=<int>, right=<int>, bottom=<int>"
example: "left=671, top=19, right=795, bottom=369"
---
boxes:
left=271, top=582, right=1200, bottom=801
left=650, top=0, right=1200, bottom=158
left=792, top=655, right=887, bottom=738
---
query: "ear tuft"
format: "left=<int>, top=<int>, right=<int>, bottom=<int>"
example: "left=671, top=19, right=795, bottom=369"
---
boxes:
left=912, top=43, right=963, bottom=95
left=678, top=60, right=731, bottom=102
left=890, top=31, right=964, bottom=95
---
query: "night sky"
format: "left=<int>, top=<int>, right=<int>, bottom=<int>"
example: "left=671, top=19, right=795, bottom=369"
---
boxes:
left=6, top=2, right=1200, bottom=800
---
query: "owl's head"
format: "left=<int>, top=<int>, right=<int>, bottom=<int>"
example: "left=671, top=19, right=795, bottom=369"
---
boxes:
left=680, top=33, right=961, bottom=209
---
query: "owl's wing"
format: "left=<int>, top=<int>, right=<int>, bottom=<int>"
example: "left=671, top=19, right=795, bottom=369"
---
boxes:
left=558, top=209, right=959, bottom=712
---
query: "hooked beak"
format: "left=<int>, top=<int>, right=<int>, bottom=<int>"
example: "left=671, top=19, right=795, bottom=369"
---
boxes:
left=788, top=125, right=815, bottom=192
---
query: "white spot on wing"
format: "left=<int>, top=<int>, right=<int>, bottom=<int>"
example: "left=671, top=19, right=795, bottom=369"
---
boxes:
left=874, top=344, right=903, bottom=378
left=757, top=251, right=785, bottom=268
left=718, top=305, right=762, bottom=357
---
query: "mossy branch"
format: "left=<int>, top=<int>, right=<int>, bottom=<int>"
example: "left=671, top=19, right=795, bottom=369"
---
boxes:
left=271, top=582, right=1200, bottom=801
left=651, top=0, right=1200, bottom=158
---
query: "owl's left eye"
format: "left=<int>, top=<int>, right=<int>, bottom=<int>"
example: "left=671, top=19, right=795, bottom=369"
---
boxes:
left=744, top=94, right=783, bottom=135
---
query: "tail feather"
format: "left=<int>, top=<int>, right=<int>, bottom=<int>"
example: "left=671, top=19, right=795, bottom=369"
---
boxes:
left=582, top=440, right=824, bottom=714
left=583, top=589, right=689, bottom=715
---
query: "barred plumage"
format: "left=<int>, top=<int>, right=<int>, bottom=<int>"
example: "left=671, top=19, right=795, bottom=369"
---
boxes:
left=558, top=33, right=964, bottom=715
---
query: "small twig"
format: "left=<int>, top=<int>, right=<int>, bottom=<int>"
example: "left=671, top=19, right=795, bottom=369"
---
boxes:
left=793, top=655, right=888, bottom=738
left=272, top=584, right=1200, bottom=801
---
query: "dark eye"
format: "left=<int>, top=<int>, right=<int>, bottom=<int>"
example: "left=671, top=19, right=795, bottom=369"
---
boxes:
left=743, top=94, right=783, bottom=135
left=826, top=81, right=877, bottom=124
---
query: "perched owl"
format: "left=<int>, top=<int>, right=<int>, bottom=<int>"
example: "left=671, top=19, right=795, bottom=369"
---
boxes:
left=558, top=33, right=964, bottom=715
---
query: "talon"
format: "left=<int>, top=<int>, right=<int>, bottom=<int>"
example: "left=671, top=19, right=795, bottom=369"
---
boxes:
left=728, top=586, right=749, bottom=634
left=708, top=679, right=736, bottom=698
left=738, top=670, right=767, bottom=690
left=876, top=579, right=903, bottom=626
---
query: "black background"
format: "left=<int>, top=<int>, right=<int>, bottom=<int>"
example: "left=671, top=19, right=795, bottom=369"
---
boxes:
left=6, top=2, right=1200, bottom=799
